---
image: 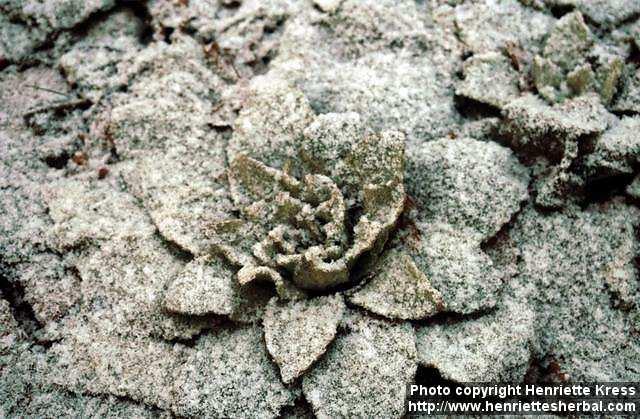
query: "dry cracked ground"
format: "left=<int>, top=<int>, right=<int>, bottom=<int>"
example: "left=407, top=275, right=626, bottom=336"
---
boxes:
left=2, top=0, right=640, bottom=418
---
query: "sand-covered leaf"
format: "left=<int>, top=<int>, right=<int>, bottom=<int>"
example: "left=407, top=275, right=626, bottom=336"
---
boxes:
left=227, top=75, right=315, bottom=170
left=531, top=11, right=623, bottom=104
left=407, top=224, right=504, bottom=314
left=406, top=137, right=529, bottom=241
left=501, top=93, right=614, bottom=157
left=415, top=300, right=535, bottom=382
left=504, top=203, right=640, bottom=380
left=124, top=149, right=233, bottom=256
left=173, top=325, right=296, bottom=418
left=614, top=69, right=640, bottom=114
left=349, top=249, right=443, bottom=320
left=164, top=255, right=238, bottom=316
left=454, top=0, right=553, bottom=54
left=43, top=177, right=155, bottom=251
left=75, top=234, right=208, bottom=340
left=263, top=295, right=345, bottom=383
left=456, top=52, right=520, bottom=109
left=302, top=312, right=417, bottom=418
left=586, top=116, right=640, bottom=176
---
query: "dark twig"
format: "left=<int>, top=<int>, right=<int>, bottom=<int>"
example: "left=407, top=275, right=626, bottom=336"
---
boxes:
left=23, top=98, right=91, bottom=119
left=24, top=84, right=71, bottom=98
